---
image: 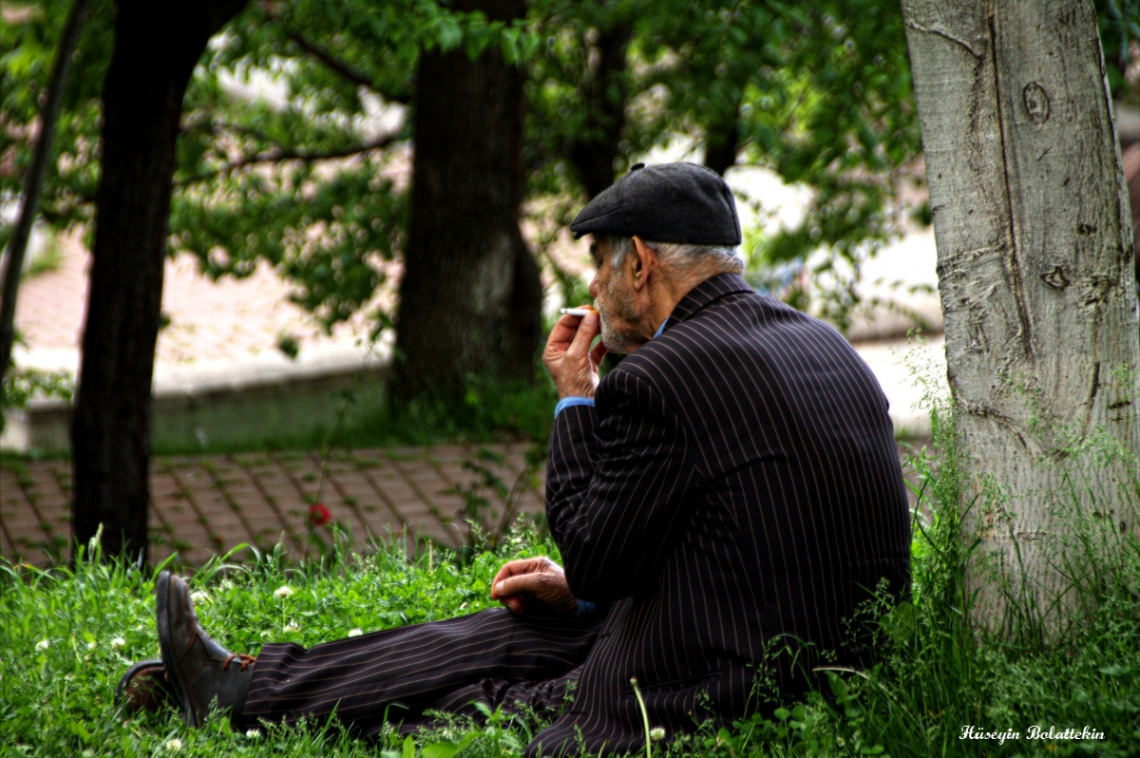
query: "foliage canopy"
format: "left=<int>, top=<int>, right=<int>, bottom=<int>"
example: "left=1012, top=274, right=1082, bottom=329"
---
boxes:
left=1, top=0, right=1135, bottom=337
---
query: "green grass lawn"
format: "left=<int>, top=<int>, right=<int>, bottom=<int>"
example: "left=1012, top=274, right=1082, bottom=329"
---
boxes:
left=3, top=440, right=1138, bottom=757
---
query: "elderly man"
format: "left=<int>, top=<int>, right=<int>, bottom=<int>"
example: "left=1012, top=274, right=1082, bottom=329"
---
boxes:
left=119, top=163, right=910, bottom=756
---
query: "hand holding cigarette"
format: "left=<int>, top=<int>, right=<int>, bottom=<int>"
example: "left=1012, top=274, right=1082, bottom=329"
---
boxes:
left=543, top=305, right=607, bottom=399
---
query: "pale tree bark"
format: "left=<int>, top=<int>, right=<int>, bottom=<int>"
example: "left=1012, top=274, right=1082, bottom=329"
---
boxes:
left=902, top=0, right=1139, bottom=631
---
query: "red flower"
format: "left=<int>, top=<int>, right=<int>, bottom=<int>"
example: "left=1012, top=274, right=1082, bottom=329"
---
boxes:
left=309, top=503, right=331, bottom=528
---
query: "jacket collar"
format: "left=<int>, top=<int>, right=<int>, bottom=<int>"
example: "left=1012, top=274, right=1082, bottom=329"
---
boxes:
left=663, top=273, right=754, bottom=330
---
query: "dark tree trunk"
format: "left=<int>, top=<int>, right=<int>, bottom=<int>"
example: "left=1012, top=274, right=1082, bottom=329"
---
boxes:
left=71, top=0, right=245, bottom=564
left=394, top=0, right=541, bottom=403
left=703, top=105, right=741, bottom=177
left=567, top=23, right=631, bottom=199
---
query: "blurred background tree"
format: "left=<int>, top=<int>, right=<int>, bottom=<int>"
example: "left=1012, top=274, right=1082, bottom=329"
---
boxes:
left=1, top=0, right=1135, bottom=561
left=2, top=1, right=932, bottom=387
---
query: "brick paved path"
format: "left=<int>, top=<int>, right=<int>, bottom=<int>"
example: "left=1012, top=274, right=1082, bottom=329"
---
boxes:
left=0, top=442, right=545, bottom=567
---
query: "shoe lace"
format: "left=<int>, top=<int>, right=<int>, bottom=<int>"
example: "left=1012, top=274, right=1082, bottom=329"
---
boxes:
left=223, top=653, right=257, bottom=672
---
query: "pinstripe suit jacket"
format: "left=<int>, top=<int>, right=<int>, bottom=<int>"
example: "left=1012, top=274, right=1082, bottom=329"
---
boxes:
left=531, top=273, right=911, bottom=755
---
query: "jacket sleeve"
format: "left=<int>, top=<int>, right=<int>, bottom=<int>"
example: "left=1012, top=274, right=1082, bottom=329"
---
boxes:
left=546, top=368, right=697, bottom=602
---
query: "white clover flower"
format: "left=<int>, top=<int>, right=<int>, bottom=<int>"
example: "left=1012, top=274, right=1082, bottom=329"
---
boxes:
left=347, top=628, right=363, bottom=638
left=166, top=738, right=183, bottom=751
left=87, top=641, right=97, bottom=651
left=111, top=637, right=126, bottom=650
left=35, top=639, right=50, bottom=652
left=650, top=727, right=666, bottom=741
left=274, top=585, right=294, bottom=599
left=245, top=729, right=262, bottom=739
left=283, top=622, right=300, bottom=633
left=190, top=591, right=209, bottom=605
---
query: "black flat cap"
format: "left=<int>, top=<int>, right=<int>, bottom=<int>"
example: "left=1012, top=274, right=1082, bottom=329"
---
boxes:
left=570, top=162, right=741, bottom=245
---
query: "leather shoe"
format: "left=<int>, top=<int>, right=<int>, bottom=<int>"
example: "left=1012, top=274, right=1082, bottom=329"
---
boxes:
left=156, top=571, right=255, bottom=727
left=115, top=659, right=177, bottom=713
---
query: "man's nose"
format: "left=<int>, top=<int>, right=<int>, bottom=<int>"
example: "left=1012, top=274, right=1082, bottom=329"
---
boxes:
left=589, top=274, right=598, bottom=300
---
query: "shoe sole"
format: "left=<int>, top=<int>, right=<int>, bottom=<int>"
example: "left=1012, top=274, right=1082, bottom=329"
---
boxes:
left=114, top=658, right=167, bottom=707
left=156, top=571, right=200, bottom=727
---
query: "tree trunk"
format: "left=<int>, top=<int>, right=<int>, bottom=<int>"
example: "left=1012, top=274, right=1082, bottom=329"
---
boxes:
left=902, top=0, right=1140, bottom=631
left=71, top=0, right=246, bottom=564
left=702, top=97, right=742, bottom=177
left=567, top=23, right=631, bottom=199
left=394, top=0, right=541, bottom=403
left=0, top=0, right=93, bottom=384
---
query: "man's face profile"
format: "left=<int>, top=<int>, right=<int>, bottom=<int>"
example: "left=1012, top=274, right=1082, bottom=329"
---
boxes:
left=589, top=237, right=646, bottom=356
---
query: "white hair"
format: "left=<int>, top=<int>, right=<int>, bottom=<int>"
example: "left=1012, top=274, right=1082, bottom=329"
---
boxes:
left=604, top=236, right=743, bottom=275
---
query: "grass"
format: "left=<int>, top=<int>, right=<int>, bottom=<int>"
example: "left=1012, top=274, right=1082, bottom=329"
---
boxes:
left=0, top=527, right=544, bottom=758
left=2, top=416, right=1139, bottom=757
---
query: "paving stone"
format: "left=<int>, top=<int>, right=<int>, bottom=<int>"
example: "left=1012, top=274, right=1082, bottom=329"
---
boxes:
left=352, top=515, right=404, bottom=544
left=198, top=502, right=246, bottom=524
left=319, top=459, right=356, bottom=475
left=0, top=531, right=21, bottom=563
left=1, top=444, right=549, bottom=566
left=317, top=500, right=373, bottom=540
left=366, top=479, right=422, bottom=506
left=213, top=481, right=262, bottom=500
left=1, top=511, right=47, bottom=531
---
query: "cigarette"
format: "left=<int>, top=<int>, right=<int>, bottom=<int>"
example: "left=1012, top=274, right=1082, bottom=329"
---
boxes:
left=560, top=307, right=596, bottom=317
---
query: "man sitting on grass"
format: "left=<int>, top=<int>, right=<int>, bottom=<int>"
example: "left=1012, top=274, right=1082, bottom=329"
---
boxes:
left=118, top=163, right=911, bottom=756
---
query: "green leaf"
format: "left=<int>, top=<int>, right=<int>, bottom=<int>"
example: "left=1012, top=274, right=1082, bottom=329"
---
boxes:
left=465, top=25, right=491, bottom=60
left=68, top=721, right=90, bottom=742
left=437, top=16, right=463, bottom=52
left=880, top=602, right=916, bottom=645
left=422, top=743, right=461, bottom=758
left=402, top=734, right=415, bottom=758
left=827, top=671, right=849, bottom=701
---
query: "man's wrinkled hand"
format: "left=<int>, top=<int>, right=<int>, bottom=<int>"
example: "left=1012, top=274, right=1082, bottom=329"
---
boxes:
left=542, top=308, right=607, bottom=399
left=490, top=556, right=578, bottom=616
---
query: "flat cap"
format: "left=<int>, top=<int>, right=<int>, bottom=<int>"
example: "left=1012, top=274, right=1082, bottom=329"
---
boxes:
left=570, top=162, right=741, bottom=245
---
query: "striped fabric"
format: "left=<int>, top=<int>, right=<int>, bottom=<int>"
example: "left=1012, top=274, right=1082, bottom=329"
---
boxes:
left=238, top=273, right=910, bottom=757
left=534, top=273, right=910, bottom=755
left=239, top=607, right=604, bottom=736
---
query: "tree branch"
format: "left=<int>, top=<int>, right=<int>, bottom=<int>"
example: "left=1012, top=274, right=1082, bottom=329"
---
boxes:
left=175, top=129, right=407, bottom=186
left=1, top=0, right=94, bottom=382
left=285, top=30, right=371, bottom=89
left=256, top=0, right=409, bottom=103
left=284, top=29, right=410, bottom=105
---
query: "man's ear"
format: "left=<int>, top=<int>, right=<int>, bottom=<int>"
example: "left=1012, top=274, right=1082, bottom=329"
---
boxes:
left=630, top=236, right=657, bottom=291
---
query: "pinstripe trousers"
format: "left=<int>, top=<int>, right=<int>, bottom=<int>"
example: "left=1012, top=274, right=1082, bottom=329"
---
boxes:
left=237, top=272, right=912, bottom=756
left=238, top=607, right=604, bottom=738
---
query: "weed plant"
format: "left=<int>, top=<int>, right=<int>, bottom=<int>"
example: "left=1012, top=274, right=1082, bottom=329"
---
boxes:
left=3, top=412, right=1138, bottom=757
